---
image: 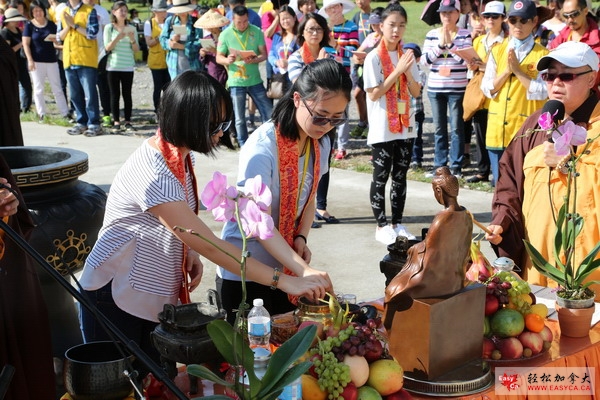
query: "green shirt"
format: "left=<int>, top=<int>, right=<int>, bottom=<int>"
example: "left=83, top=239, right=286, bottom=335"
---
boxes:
left=218, top=24, right=265, bottom=88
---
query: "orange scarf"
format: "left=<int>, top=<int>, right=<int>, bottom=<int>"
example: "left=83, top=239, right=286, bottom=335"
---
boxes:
left=276, top=126, right=321, bottom=305
left=378, top=40, right=409, bottom=133
left=300, top=42, right=315, bottom=64
left=154, top=130, right=199, bottom=304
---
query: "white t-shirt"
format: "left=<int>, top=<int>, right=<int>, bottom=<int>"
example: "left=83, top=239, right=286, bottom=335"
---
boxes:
left=363, top=49, right=418, bottom=146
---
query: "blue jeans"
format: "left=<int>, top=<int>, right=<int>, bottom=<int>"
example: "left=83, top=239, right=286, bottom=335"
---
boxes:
left=427, top=91, right=465, bottom=171
left=231, top=83, right=273, bottom=146
left=66, top=66, right=100, bottom=128
left=488, top=148, right=503, bottom=187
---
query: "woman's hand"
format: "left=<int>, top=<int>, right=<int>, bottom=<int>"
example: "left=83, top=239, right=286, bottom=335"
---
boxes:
left=282, top=268, right=333, bottom=303
left=293, top=236, right=311, bottom=263
left=27, top=59, right=36, bottom=71
left=395, top=50, right=415, bottom=75
left=186, top=249, right=203, bottom=292
left=0, top=179, right=18, bottom=218
left=317, top=47, right=330, bottom=60
left=543, top=141, right=562, bottom=168
left=485, top=225, right=503, bottom=245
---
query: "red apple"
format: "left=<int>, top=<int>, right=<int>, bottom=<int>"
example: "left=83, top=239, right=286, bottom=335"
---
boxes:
left=518, top=331, right=543, bottom=355
left=539, top=325, right=553, bottom=343
left=385, top=388, right=413, bottom=400
left=482, top=337, right=495, bottom=359
left=340, top=382, right=358, bottom=400
left=485, top=294, right=500, bottom=316
left=364, top=339, right=384, bottom=363
left=495, top=337, right=523, bottom=359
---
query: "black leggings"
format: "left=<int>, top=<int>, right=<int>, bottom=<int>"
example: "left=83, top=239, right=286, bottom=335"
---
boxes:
left=370, top=138, right=414, bottom=227
left=107, top=70, right=134, bottom=123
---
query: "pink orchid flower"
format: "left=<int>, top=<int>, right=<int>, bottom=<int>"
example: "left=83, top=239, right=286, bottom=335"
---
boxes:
left=552, top=121, right=587, bottom=156
left=240, top=200, right=275, bottom=240
left=242, top=175, right=272, bottom=211
left=538, top=110, right=556, bottom=131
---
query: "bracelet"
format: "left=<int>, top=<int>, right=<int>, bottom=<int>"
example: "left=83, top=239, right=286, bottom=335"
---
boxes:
left=270, top=268, right=281, bottom=290
left=294, top=234, right=307, bottom=244
left=556, top=154, right=571, bottom=174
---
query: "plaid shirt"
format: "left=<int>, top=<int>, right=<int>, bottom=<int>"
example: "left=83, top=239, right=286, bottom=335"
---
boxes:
left=411, top=65, right=426, bottom=115
left=56, top=1, right=99, bottom=40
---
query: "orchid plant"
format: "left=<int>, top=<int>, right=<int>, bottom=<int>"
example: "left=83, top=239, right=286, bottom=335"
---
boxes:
left=178, top=172, right=315, bottom=400
left=523, top=112, right=600, bottom=301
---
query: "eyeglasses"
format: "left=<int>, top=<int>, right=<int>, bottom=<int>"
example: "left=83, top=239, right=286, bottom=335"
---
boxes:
left=507, top=17, right=532, bottom=25
left=483, top=14, right=502, bottom=19
left=541, top=69, right=593, bottom=82
left=210, top=120, right=232, bottom=136
left=562, top=9, right=582, bottom=19
left=304, top=27, right=324, bottom=35
left=301, top=98, right=347, bottom=126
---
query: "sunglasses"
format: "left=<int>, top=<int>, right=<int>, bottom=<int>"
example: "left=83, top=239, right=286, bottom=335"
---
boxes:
left=483, top=13, right=502, bottom=19
left=210, top=120, right=232, bottom=136
left=301, top=98, right=347, bottom=127
left=507, top=17, right=532, bottom=25
left=304, top=27, right=324, bottom=35
left=541, top=69, right=593, bottom=82
left=562, top=9, right=582, bottom=19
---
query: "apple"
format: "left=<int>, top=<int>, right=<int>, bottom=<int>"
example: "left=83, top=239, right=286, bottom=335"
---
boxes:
left=495, top=337, right=523, bottom=359
left=357, top=386, right=382, bottom=400
left=482, top=337, right=495, bottom=359
left=485, top=294, right=500, bottom=316
left=367, top=359, right=404, bottom=396
left=299, top=321, right=324, bottom=345
left=364, top=340, right=384, bottom=363
left=384, top=388, right=413, bottom=400
left=518, top=331, right=543, bottom=355
left=341, top=382, right=358, bottom=400
left=539, top=325, right=553, bottom=343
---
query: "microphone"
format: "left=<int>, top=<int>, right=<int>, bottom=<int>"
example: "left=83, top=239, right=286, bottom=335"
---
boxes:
left=541, top=100, right=565, bottom=143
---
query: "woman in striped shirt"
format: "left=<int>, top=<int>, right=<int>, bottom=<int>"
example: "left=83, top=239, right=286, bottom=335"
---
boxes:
left=104, top=1, right=139, bottom=133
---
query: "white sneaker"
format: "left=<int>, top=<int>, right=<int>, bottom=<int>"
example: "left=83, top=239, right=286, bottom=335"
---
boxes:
left=376, top=225, right=398, bottom=245
left=394, top=224, right=417, bottom=240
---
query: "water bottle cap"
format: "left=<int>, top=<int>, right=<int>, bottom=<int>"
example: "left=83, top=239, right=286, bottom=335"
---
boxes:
left=253, top=298, right=264, bottom=307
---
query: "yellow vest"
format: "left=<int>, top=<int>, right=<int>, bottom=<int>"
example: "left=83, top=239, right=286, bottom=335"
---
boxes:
left=147, top=17, right=167, bottom=70
left=486, top=40, right=548, bottom=150
left=61, top=4, right=98, bottom=69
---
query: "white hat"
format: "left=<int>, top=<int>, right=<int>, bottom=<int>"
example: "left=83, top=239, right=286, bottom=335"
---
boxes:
left=3, top=8, right=27, bottom=24
left=481, top=1, right=506, bottom=16
left=194, top=9, right=230, bottom=29
left=318, top=0, right=355, bottom=17
left=537, top=41, right=600, bottom=72
left=169, top=0, right=197, bottom=14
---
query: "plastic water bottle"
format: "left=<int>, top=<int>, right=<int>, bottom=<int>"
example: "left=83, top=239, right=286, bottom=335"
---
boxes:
left=247, top=298, right=271, bottom=351
left=278, top=375, right=302, bottom=400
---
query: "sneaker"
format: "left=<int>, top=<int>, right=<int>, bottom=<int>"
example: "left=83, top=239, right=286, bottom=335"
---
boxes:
left=38, top=114, right=45, bottom=124
left=334, top=150, right=347, bottom=160
left=110, top=124, right=122, bottom=134
left=376, top=225, right=398, bottom=245
left=67, top=112, right=76, bottom=124
left=124, top=123, right=136, bottom=132
left=394, top=224, right=417, bottom=240
left=424, top=170, right=436, bottom=178
left=450, top=168, right=462, bottom=179
left=410, top=161, right=422, bottom=171
left=83, top=126, right=103, bottom=137
left=361, top=127, right=369, bottom=138
left=350, top=124, right=367, bottom=138
left=67, top=124, right=86, bottom=136
left=102, top=115, right=112, bottom=127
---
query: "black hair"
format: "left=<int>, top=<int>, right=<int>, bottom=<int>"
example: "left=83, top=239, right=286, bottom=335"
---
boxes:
left=272, top=0, right=290, bottom=9
left=278, top=5, right=298, bottom=35
left=371, top=6, right=384, bottom=18
left=28, top=0, right=46, bottom=18
left=297, top=12, right=329, bottom=47
left=232, top=4, right=248, bottom=16
left=228, top=0, right=245, bottom=6
left=298, top=0, right=315, bottom=8
left=158, top=71, right=234, bottom=154
left=272, top=58, right=352, bottom=141
left=381, top=2, right=407, bottom=21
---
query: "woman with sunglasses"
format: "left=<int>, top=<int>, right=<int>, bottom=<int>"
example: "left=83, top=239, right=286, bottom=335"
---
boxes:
left=218, top=58, right=349, bottom=322
left=78, top=71, right=333, bottom=370
left=481, top=0, right=548, bottom=186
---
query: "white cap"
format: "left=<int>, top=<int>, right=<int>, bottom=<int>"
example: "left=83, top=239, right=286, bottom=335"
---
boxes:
left=537, top=42, right=600, bottom=72
left=253, top=298, right=264, bottom=307
left=482, top=1, right=506, bottom=15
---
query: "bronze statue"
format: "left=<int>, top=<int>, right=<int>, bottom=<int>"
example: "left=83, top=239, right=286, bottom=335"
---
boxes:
left=383, top=167, right=473, bottom=329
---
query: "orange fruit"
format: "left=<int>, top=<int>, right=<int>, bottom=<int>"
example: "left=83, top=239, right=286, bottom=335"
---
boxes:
left=525, top=312, right=545, bottom=333
left=302, top=374, right=327, bottom=400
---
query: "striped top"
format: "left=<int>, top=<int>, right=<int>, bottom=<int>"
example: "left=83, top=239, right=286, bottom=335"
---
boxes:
left=79, top=139, right=197, bottom=322
left=104, top=23, right=137, bottom=72
left=331, top=19, right=359, bottom=72
left=422, top=27, right=472, bottom=93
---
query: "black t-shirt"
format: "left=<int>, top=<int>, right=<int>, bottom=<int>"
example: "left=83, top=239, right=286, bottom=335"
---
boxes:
left=22, top=20, right=58, bottom=63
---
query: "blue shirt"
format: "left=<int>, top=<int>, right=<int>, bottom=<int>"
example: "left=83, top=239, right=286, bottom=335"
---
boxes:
left=23, top=20, right=59, bottom=63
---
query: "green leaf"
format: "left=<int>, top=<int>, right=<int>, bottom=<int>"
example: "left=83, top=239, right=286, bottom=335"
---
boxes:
left=523, top=240, right=569, bottom=286
left=186, top=365, right=232, bottom=387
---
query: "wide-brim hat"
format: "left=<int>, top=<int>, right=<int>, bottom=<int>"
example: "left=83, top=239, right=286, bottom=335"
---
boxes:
left=318, top=0, right=355, bottom=17
left=151, top=0, right=168, bottom=12
left=3, top=8, right=27, bottom=23
left=194, top=9, right=229, bottom=29
left=537, top=41, right=600, bottom=72
left=169, top=0, right=197, bottom=14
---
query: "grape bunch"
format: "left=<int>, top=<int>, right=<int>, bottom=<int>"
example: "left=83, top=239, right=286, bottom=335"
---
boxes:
left=485, top=275, right=511, bottom=305
left=331, top=318, right=382, bottom=362
left=309, top=327, right=354, bottom=399
left=486, top=271, right=532, bottom=314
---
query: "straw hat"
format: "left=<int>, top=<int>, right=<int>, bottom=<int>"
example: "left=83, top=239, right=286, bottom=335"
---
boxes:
left=169, top=0, right=196, bottom=14
left=318, top=0, right=355, bottom=17
left=194, top=9, right=230, bottom=29
left=3, top=8, right=27, bottom=24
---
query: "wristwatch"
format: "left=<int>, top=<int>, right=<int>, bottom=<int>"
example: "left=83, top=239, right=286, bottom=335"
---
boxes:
left=73, top=24, right=80, bottom=30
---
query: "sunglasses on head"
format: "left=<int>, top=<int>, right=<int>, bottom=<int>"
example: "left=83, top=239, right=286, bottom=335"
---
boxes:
left=483, top=13, right=502, bottom=19
left=508, top=17, right=532, bottom=24
left=562, top=9, right=582, bottom=19
left=210, top=120, right=232, bottom=136
left=301, top=98, right=347, bottom=127
left=541, top=69, right=593, bottom=82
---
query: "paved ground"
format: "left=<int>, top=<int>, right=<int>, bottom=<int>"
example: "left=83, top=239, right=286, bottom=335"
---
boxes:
left=21, top=120, right=497, bottom=304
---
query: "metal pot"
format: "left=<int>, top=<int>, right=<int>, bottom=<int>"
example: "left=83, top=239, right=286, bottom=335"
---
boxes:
left=63, top=341, right=135, bottom=400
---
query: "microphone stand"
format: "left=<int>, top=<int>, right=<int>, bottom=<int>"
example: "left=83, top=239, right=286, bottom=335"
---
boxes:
left=0, top=218, right=189, bottom=400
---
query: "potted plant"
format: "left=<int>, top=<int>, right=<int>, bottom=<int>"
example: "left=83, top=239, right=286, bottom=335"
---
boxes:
left=523, top=112, right=600, bottom=337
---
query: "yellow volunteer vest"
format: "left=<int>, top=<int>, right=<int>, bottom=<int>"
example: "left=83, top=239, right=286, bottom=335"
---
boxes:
left=61, top=4, right=98, bottom=68
left=486, top=40, right=548, bottom=150
left=472, top=34, right=500, bottom=110
left=147, top=18, right=167, bottom=70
